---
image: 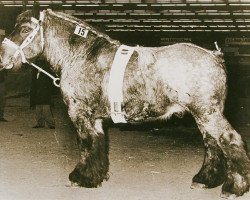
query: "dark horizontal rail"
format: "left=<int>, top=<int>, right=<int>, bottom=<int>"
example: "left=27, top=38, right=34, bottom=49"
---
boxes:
left=1, top=3, right=250, bottom=11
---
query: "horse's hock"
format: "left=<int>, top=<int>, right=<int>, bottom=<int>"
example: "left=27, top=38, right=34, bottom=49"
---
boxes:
left=0, top=9, right=250, bottom=199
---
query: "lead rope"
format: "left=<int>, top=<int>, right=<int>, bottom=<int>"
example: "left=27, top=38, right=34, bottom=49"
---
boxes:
left=29, top=62, right=60, bottom=87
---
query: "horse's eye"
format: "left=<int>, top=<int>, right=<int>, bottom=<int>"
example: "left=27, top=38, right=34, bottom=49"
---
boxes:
left=21, top=27, right=31, bottom=34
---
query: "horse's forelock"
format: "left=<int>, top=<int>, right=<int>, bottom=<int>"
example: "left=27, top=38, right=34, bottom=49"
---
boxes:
left=16, top=10, right=34, bottom=26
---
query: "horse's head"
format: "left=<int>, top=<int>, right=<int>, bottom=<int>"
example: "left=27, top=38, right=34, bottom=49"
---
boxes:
left=0, top=10, right=44, bottom=71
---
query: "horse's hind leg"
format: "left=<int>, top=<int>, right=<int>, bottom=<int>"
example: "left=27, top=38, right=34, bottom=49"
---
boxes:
left=193, top=110, right=250, bottom=198
left=69, top=118, right=110, bottom=187
left=191, top=124, right=226, bottom=189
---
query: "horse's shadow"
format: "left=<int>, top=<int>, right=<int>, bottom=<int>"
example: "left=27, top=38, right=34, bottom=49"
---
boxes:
left=116, top=114, right=203, bottom=148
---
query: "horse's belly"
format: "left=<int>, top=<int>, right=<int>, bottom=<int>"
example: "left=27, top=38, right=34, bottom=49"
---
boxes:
left=122, top=73, right=171, bottom=121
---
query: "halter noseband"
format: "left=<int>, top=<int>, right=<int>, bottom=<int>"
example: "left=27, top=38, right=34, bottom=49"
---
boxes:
left=2, top=11, right=60, bottom=87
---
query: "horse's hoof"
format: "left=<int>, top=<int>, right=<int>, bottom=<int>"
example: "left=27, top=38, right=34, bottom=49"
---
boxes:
left=222, top=172, right=249, bottom=198
left=220, top=192, right=237, bottom=199
left=190, top=182, right=207, bottom=189
left=69, top=167, right=98, bottom=188
left=69, top=162, right=108, bottom=188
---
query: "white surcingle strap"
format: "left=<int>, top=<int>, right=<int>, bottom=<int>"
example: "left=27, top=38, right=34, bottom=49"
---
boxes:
left=108, top=44, right=136, bottom=123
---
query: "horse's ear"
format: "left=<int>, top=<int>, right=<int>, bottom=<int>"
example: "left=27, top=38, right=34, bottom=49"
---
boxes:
left=32, top=2, right=40, bottom=19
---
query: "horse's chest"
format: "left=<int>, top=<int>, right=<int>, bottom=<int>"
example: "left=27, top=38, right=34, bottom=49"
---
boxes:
left=60, top=68, right=110, bottom=117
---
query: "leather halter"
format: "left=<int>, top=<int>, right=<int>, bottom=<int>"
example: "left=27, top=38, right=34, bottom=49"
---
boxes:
left=2, top=11, right=60, bottom=87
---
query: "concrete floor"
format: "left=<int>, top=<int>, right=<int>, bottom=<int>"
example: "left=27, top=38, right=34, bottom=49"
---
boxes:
left=0, top=97, right=250, bottom=200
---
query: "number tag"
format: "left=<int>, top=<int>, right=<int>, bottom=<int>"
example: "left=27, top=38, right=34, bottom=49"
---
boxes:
left=74, top=25, right=89, bottom=38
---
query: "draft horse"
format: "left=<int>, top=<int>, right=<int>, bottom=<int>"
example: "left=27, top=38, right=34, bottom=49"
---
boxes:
left=0, top=9, right=249, bottom=198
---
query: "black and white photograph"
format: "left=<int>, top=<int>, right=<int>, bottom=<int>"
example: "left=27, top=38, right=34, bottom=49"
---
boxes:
left=0, top=0, right=250, bottom=200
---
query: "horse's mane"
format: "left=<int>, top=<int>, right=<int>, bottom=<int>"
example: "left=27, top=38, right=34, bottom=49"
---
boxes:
left=46, top=9, right=119, bottom=46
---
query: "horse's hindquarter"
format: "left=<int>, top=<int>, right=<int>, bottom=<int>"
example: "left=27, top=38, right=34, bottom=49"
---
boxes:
left=123, top=43, right=227, bottom=120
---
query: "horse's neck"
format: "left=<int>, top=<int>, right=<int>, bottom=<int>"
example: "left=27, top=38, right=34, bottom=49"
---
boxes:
left=42, top=15, right=118, bottom=75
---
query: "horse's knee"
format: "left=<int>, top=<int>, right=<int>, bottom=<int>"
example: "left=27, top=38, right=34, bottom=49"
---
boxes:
left=219, top=130, right=244, bottom=148
left=78, top=134, right=93, bottom=151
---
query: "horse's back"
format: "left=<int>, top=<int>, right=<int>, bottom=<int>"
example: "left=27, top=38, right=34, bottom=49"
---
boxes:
left=137, top=42, right=224, bottom=67
left=131, top=43, right=227, bottom=114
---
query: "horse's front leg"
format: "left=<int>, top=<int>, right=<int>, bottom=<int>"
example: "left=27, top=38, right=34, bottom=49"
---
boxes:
left=69, top=117, right=110, bottom=187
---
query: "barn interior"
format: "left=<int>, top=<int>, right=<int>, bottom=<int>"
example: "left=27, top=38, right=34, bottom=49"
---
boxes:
left=0, top=1, right=250, bottom=200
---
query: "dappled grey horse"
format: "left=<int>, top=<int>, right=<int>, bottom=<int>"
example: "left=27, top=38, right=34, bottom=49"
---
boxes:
left=0, top=9, right=249, bottom=198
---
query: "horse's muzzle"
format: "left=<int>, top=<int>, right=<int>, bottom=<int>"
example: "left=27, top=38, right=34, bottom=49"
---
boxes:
left=0, top=55, right=15, bottom=70
left=4, top=63, right=14, bottom=70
